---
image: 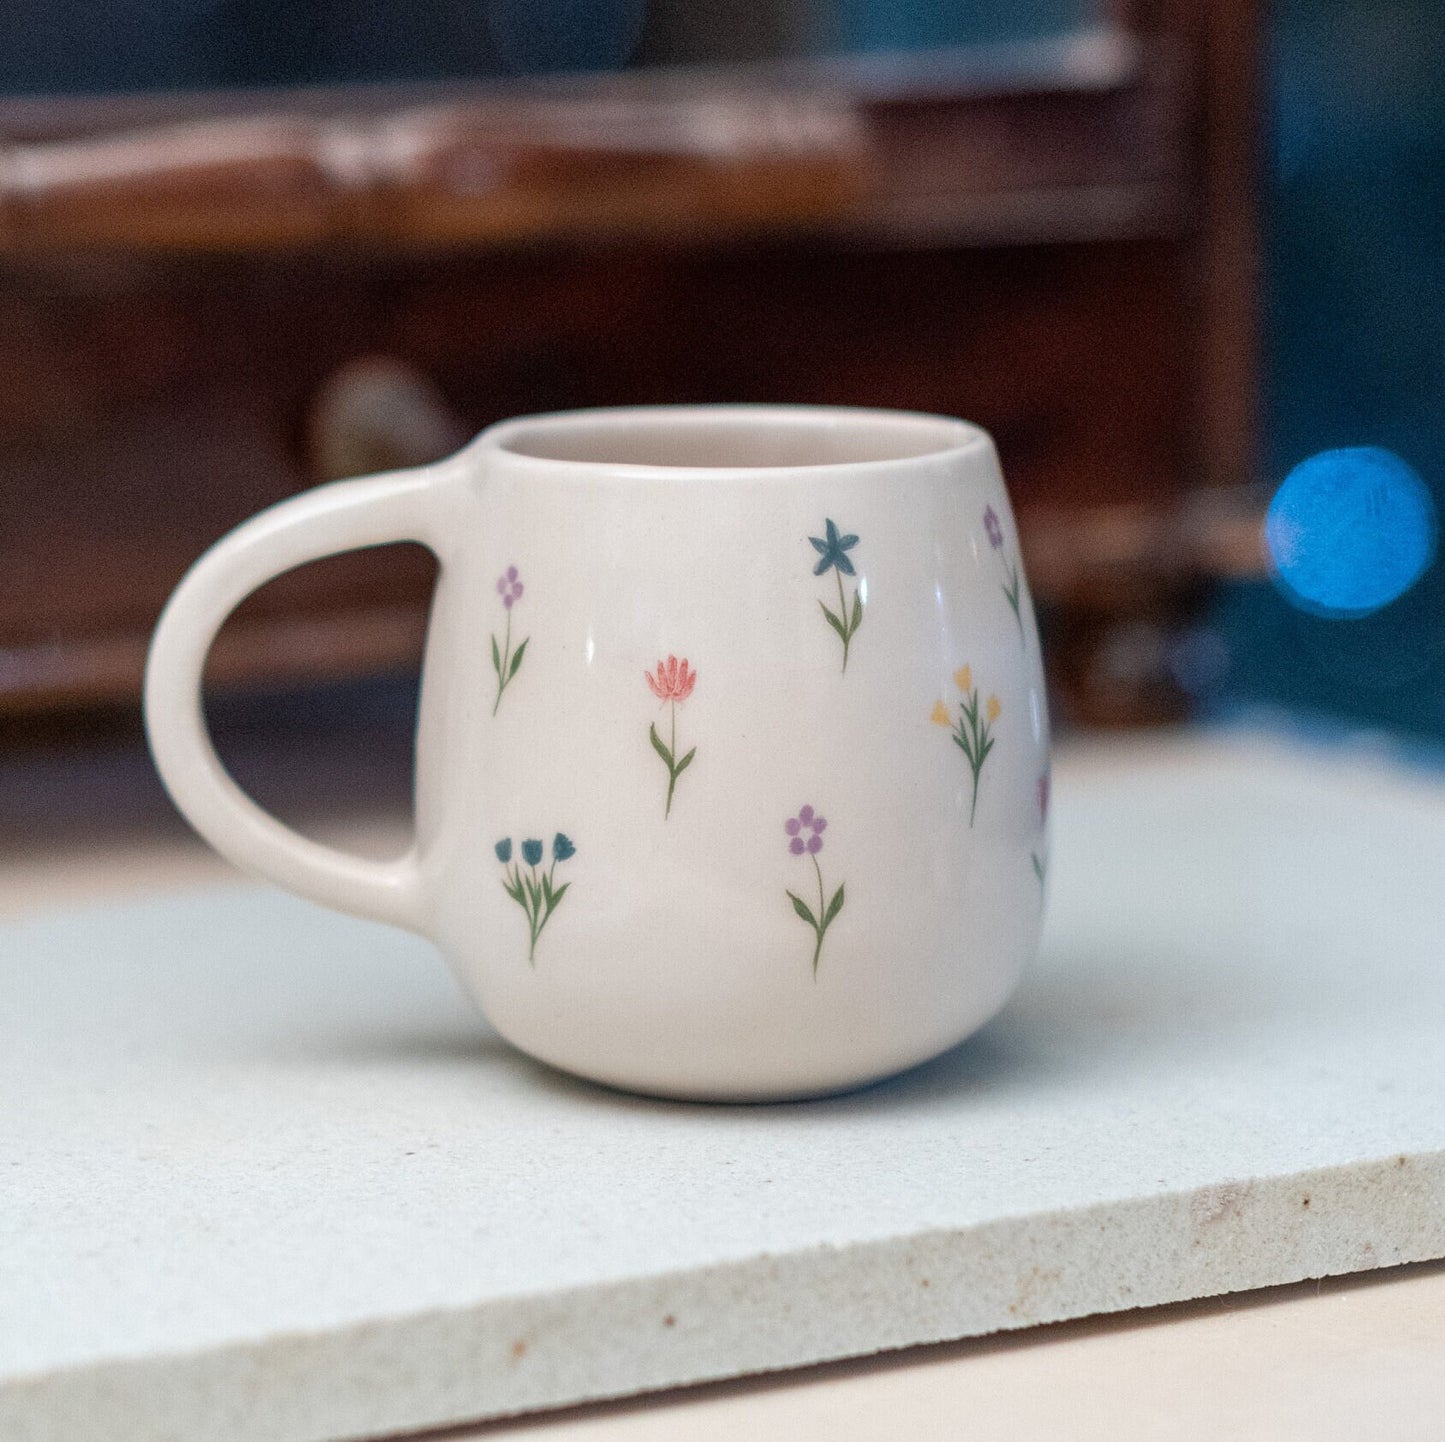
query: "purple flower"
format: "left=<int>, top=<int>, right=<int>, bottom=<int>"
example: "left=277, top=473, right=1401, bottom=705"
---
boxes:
left=497, top=565, right=524, bottom=610
left=785, top=806, right=827, bottom=855
left=983, top=506, right=1004, bottom=550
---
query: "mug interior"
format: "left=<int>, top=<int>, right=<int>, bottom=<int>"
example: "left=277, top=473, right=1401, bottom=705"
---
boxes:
left=489, top=406, right=980, bottom=471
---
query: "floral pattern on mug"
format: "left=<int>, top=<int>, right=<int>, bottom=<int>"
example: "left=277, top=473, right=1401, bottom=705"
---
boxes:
left=783, top=806, right=845, bottom=977
left=490, top=566, right=529, bottom=715
left=497, top=831, right=575, bottom=963
left=645, top=655, right=698, bottom=818
left=984, top=504, right=1024, bottom=644
left=809, top=519, right=864, bottom=672
left=932, top=665, right=1000, bottom=825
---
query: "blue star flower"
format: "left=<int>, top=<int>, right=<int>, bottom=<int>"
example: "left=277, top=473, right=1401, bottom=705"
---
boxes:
left=521, top=838, right=544, bottom=867
left=809, top=518, right=860, bottom=577
left=495, top=838, right=512, bottom=864
left=552, top=833, right=576, bottom=863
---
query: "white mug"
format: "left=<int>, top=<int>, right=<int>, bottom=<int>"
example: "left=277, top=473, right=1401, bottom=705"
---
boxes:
left=146, top=405, right=1050, bottom=1100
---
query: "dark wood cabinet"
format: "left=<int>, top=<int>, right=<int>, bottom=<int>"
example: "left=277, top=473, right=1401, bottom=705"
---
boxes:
left=0, top=2, right=1260, bottom=726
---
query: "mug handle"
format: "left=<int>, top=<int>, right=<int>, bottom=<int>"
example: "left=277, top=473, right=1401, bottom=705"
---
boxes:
left=144, top=465, right=447, bottom=935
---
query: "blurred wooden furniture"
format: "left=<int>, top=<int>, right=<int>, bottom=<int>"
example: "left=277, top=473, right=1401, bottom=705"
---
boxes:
left=0, top=0, right=1259, bottom=726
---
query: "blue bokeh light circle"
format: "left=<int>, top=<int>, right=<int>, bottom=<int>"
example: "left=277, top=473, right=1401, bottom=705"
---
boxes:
left=1265, top=447, right=1437, bottom=617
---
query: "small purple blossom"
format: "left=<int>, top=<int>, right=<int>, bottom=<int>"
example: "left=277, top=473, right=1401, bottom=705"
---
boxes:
left=782, top=807, right=846, bottom=975
left=490, top=567, right=529, bottom=714
left=983, top=506, right=1004, bottom=550
left=497, top=565, right=524, bottom=610
left=785, top=806, right=827, bottom=855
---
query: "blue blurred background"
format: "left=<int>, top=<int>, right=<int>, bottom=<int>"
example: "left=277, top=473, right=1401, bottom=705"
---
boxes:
left=0, top=1, right=1095, bottom=90
left=1221, top=0, right=1445, bottom=744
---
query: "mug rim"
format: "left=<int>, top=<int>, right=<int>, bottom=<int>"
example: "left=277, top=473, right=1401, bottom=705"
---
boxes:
left=473, top=404, right=989, bottom=478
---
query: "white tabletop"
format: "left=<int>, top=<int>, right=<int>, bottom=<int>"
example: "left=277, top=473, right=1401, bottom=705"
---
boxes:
left=3, top=730, right=1444, bottom=1441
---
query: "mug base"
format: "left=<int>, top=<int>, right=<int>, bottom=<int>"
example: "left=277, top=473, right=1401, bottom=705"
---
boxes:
left=506, top=1028, right=981, bottom=1105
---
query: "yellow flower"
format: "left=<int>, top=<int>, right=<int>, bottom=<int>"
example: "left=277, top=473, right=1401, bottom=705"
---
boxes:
left=987, top=694, right=1001, bottom=722
left=953, top=665, right=972, bottom=693
left=930, top=699, right=951, bottom=727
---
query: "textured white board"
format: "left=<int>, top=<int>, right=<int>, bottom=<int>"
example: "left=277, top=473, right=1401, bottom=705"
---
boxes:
left=3, top=734, right=1444, bottom=1442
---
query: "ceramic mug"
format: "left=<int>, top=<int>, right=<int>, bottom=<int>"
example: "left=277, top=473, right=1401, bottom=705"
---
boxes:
left=146, top=405, right=1050, bottom=1099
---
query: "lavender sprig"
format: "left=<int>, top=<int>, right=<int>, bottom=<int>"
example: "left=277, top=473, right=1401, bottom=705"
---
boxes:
left=491, top=566, right=529, bottom=715
left=783, top=806, right=845, bottom=976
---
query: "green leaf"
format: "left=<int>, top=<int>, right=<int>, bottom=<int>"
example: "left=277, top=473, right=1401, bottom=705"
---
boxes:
left=522, top=873, right=541, bottom=915
left=786, top=890, right=818, bottom=928
left=502, top=878, right=525, bottom=906
left=818, top=601, right=847, bottom=640
left=541, top=871, right=554, bottom=907
left=508, top=637, right=529, bottom=680
left=824, top=882, right=846, bottom=926
left=952, top=732, right=973, bottom=760
left=979, top=736, right=994, bottom=764
left=649, top=722, right=674, bottom=767
left=674, top=747, right=697, bottom=776
left=1032, top=853, right=1046, bottom=883
left=491, top=634, right=502, bottom=676
left=849, top=589, right=864, bottom=636
left=548, top=881, right=570, bottom=912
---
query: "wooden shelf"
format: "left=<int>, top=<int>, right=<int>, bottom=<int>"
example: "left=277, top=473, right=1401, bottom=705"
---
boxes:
left=0, top=7, right=1259, bottom=726
left=0, top=30, right=1183, bottom=255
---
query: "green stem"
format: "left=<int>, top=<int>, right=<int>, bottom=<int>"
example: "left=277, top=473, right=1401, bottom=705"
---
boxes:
left=1004, top=564, right=1023, bottom=641
left=811, top=854, right=826, bottom=976
left=492, top=609, right=513, bottom=716
left=665, top=702, right=677, bottom=818
left=971, top=705, right=988, bottom=825
left=836, top=567, right=850, bottom=673
left=527, top=861, right=541, bottom=962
